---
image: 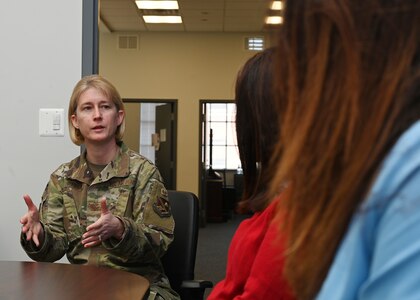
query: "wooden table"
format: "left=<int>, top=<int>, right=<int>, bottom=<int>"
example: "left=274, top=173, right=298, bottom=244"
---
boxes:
left=0, top=261, right=149, bottom=300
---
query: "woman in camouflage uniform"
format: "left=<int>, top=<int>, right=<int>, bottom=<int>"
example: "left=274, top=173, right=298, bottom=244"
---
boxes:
left=20, top=75, right=180, bottom=300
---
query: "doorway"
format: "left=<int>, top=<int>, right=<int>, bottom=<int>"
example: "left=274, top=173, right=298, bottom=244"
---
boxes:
left=123, top=99, right=177, bottom=190
left=199, top=100, right=242, bottom=226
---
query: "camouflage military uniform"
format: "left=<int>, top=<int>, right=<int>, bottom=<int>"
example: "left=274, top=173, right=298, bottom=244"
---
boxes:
left=21, top=143, right=180, bottom=300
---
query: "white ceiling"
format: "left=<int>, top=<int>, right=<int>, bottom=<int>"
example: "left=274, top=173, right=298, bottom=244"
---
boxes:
left=99, top=0, right=277, bottom=33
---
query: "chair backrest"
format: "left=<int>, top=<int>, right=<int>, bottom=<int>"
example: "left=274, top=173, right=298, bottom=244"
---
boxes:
left=161, top=190, right=199, bottom=294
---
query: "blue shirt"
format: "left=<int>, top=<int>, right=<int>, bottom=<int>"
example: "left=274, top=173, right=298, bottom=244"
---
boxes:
left=317, top=121, right=420, bottom=300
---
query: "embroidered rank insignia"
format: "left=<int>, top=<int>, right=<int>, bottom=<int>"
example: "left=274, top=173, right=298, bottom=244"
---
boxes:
left=153, top=197, right=171, bottom=217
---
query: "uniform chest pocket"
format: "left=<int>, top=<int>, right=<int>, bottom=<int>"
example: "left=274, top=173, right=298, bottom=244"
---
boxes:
left=104, top=186, right=133, bottom=217
left=62, top=194, right=84, bottom=241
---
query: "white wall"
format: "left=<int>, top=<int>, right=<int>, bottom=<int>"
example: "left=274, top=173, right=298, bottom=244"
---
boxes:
left=0, top=1, right=82, bottom=261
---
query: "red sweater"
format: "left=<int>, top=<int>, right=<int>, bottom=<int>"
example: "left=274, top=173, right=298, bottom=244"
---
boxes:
left=207, top=197, right=293, bottom=300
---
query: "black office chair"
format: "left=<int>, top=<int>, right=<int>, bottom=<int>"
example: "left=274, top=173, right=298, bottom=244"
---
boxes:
left=161, top=190, right=213, bottom=300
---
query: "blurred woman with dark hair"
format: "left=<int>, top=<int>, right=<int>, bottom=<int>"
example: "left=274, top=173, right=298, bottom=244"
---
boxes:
left=270, top=0, right=420, bottom=299
left=207, top=47, right=293, bottom=300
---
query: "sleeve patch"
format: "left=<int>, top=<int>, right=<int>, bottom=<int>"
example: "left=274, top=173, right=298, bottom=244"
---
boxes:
left=153, top=197, right=171, bottom=218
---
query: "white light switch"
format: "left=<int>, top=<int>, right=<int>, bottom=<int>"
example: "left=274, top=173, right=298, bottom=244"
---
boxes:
left=39, top=108, right=65, bottom=137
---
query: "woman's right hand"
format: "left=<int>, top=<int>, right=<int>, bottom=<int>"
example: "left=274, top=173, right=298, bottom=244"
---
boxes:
left=20, top=194, right=44, bottom=247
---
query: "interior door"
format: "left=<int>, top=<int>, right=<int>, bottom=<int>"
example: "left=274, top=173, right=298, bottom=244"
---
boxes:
left=155, top=103, right=175, bottom=190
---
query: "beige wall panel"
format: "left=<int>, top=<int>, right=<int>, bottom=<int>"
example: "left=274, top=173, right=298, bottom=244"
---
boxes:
left=99, top=31, right=268, bottom=196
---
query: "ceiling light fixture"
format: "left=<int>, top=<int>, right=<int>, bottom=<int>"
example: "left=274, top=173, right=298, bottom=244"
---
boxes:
left=265, top=16, right=283, bottom=24
left=143, top=15, right=182, bottom=23
left=136, top=1, right=179, bottom=10
left=270, top=1, right=283, bottom=10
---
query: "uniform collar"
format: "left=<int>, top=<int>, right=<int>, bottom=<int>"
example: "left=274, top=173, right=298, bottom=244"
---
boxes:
left=67, top=142, right=130, bottom=184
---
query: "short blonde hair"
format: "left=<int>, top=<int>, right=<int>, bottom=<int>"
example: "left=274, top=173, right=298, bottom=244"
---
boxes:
left=68, top=75, right=126, bottom=145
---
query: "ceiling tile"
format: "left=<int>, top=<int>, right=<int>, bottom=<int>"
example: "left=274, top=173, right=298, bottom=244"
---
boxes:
left=100, top=0, right=275, bottom=33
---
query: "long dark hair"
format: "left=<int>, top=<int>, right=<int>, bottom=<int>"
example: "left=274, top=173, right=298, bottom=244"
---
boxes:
left=235, top=47, right=279, bottom=213
left=270, top=0, right=420, bottom=298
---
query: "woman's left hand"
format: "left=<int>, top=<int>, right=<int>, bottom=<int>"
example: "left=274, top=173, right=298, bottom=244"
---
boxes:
left=81, top=197, right=125, bottom=248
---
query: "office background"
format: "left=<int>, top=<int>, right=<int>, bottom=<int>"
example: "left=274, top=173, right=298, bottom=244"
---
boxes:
left=99, top=31, right=268, bottom=197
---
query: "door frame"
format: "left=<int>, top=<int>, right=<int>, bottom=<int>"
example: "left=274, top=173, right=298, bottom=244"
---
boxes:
left=198, top=99, right=235, bottom=226
left=124, top=98, right=178, bottom=190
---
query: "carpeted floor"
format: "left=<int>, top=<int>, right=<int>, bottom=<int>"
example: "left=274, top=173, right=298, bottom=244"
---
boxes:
left=194, top=214, right=250, bottom=299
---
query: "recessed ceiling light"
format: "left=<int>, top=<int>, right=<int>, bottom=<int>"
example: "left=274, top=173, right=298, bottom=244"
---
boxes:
left=143, top=15, right=183, bottom=24
left=265, top=16, right=283, bottom=25
left=136, top=1, right=179, bottom=10
left=271, top=1, right=283, bottom=10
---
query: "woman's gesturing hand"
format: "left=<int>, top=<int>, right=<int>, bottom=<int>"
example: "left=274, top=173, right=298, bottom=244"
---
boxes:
left=82, top=197, right=125, bottom=248
left=20, top=194, right=44, bottom=247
